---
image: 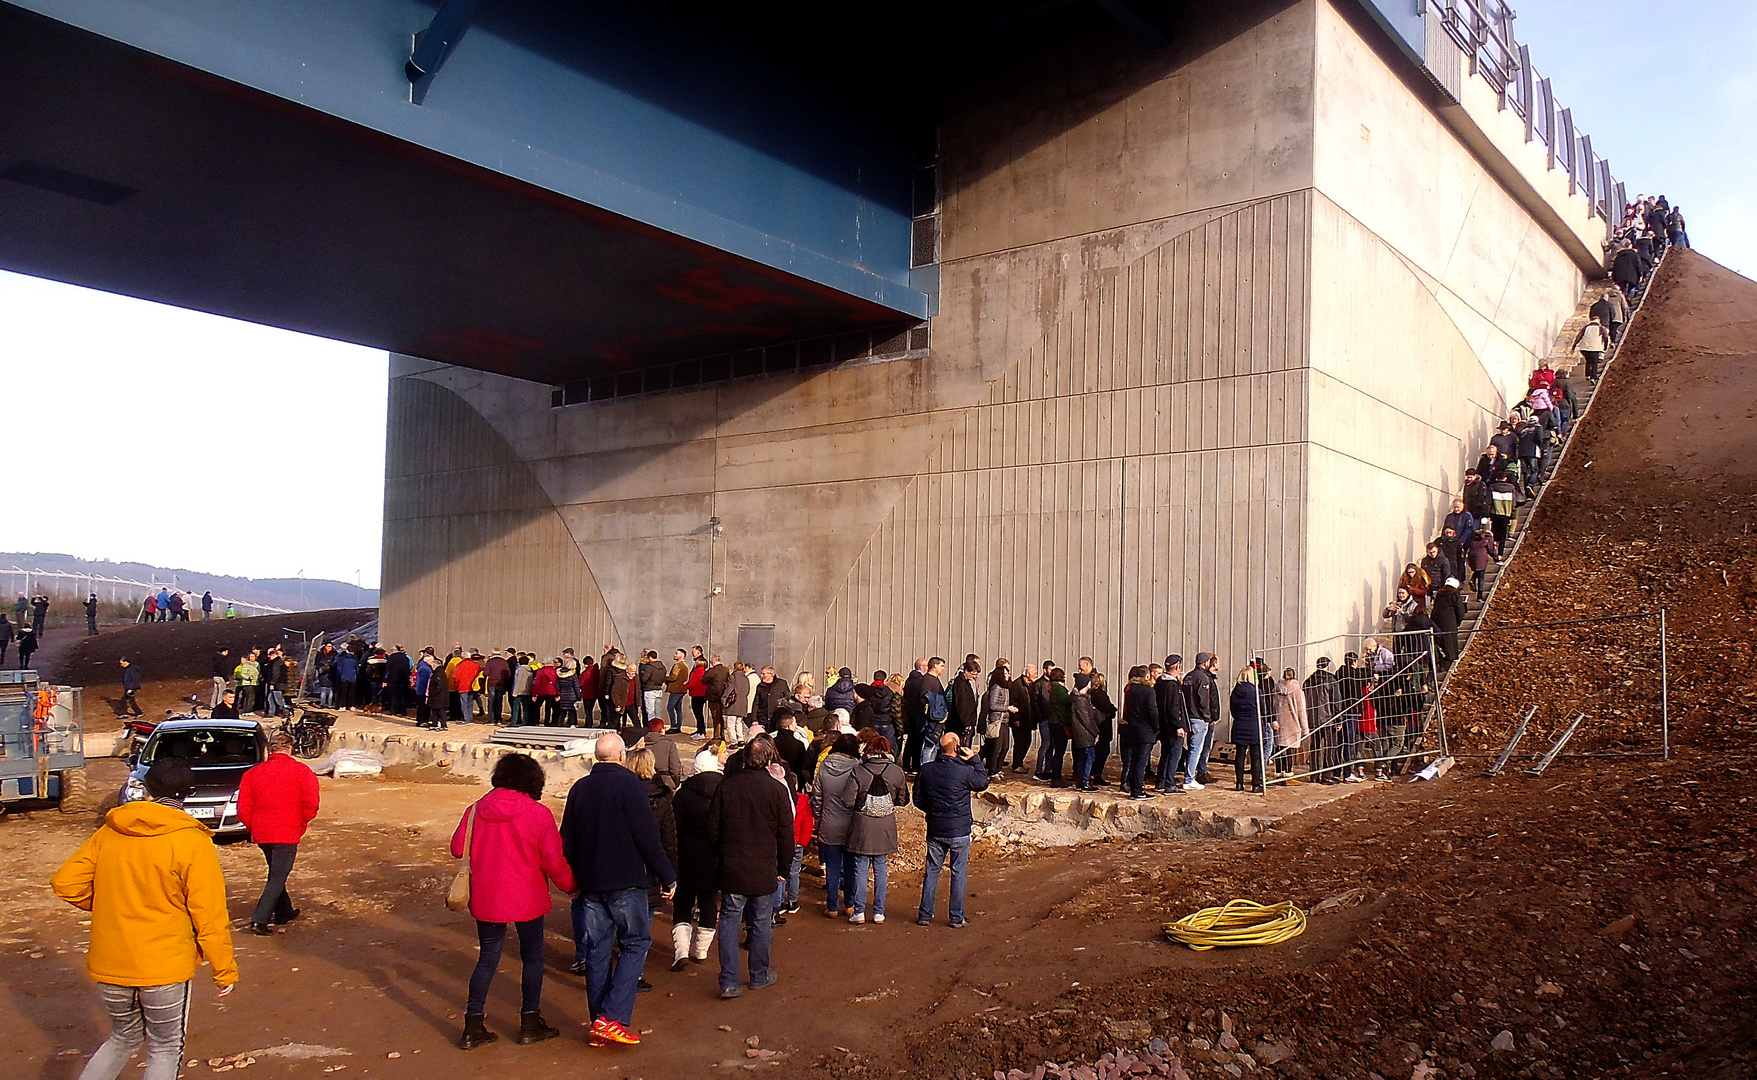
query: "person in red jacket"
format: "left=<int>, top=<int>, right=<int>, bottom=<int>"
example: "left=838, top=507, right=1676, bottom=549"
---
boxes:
left=450, top=754, right=575, bottom=1049
left=236, top=733, right=321, bottom=935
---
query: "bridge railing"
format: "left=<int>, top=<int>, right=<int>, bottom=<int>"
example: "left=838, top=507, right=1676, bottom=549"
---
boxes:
left=1429, top=0, right=1625, bottom=224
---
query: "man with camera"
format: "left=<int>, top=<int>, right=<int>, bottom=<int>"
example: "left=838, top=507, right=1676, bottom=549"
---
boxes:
left=914, top=732, right=989, bottom=928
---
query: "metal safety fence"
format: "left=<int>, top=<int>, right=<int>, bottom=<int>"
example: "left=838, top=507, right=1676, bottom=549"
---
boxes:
left=1438, top=611, right=1669, bottom=764
left=1237, top=630, right=1447, bottom=792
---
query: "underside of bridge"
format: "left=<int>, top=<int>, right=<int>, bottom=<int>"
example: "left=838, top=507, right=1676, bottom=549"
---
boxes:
left=2, top=0, right=1611, bottom=678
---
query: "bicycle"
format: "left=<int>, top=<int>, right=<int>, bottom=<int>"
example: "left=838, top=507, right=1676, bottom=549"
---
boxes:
left=277, top=708, right=335, bottom=760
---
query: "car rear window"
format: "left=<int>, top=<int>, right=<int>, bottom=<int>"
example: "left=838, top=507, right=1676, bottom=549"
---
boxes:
left=146, top=729, right=262, bottom=766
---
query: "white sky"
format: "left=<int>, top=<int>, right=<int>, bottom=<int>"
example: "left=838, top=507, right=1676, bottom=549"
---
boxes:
left=0, top=269, right=387, bottom=588
left=0, top=6, right=1748, bottom=591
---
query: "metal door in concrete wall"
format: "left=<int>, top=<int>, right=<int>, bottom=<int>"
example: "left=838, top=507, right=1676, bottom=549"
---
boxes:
left=737, top=624, right=776, bottom=671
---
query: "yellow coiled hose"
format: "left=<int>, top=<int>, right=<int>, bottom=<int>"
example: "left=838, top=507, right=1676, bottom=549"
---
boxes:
left=1163, top=899, right=1307, bottom=950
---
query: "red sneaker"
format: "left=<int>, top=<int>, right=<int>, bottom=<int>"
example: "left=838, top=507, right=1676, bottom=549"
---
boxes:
left=590, top=1017, right=640, bottom=1047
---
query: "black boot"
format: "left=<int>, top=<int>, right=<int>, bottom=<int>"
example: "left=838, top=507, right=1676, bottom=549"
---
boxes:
left=516, top=1012, right=559, bottom=1045
left=460, top=1015, right=498, bottom=1050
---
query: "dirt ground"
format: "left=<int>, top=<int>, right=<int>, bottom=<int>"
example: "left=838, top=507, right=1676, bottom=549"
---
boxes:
left=4, top=250, right=1754, bottom=1080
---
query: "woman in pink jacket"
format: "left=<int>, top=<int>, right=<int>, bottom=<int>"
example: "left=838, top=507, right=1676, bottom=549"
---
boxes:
left=450, top=753, right=575, bottom=1050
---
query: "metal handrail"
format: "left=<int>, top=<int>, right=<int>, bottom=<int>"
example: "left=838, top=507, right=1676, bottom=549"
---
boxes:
left=1429, top=0, right=1624, bottom=222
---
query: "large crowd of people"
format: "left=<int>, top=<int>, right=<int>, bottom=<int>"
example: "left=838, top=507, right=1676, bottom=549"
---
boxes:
left=50, top=196, right=1680, bottom=1073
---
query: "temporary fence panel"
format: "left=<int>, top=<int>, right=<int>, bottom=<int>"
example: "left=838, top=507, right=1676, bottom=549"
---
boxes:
left=1438, top=611, right=1669, bottom=763
left=1244, top=629, right=1445, bottom=792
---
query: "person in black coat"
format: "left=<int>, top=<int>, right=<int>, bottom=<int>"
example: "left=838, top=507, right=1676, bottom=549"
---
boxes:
left=1302, top=659, right=1341, bottom=783
left=385, top=647, right=413, bottom=716
left=707, top=736, right=792, bottom=999
left=865, top=674, right=897, bottom=747
left=1611, top=245, right=1643, bottom=297
left=1430, top=581, right=1468, bottom=667
left=117, top=656, right=143, bottom=716
left=1008, top=666, right=1037, bottom=772
left=558, top=734, right=675, bottom=1035
left=948, top=664, right=982, bottom=742
left=671, top=749, right=723, bottom=970
left=900, top=662, right=927, bottom=771
left=1228, top=670, right=1264, bottom=793
left=1118, top=668, right=1160, bottom=799
left=1153, top=656, right=1188, bottom=790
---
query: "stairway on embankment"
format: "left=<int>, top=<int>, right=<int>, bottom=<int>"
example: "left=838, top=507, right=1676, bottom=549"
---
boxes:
left=1444, top=254, right=1668, bottom=673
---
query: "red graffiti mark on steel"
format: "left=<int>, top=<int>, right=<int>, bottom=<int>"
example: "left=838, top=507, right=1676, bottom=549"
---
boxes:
left=419, top=325, right=549, bottom=365
left=650, top=265, right=801, bottom=314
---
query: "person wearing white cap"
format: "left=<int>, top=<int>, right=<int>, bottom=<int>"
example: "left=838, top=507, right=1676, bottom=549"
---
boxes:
left=1431, top=577, right=1469, bottom=668
left=668, top=745, right=726, bottom=971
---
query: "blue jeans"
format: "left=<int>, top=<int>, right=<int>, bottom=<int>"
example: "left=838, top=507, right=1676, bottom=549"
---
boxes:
left=1073, top=745, right=1097, bottom=785
left=918, top=834, right=971, bottom=924
left=666, top=693, right=684, bottom=729
left=918, top=723, right=945, bottom=766
left=580, top=888, right=650, bottom=1025
left=717, top=891, right=775, bottom=992
left=458, top=691, right=478, bottom=723
left=1156, top=731, right=1186, bottom=788
left=487, top=686, right=506, bottom=726
left=852, top=854, right=888, bottom=918
left=1185, top=717, right=1211, bottom=781
left=467, top=917, right=543, bottom=1015
left=821, top=843, right=856, bottom=911
left=777, top=843, right=803, bottom=906
left=1045, top=726, right=1069, bottom=780
left=1033, top=720, right=1053, bottom=777
left=1120, top=741, right=1151, bottom=796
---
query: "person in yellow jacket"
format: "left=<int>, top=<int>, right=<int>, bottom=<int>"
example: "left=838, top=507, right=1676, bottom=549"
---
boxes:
left=51, top=758, right=239, bottom=1080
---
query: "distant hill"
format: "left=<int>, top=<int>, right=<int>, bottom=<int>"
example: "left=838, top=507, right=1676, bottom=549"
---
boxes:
left=0, top=552, right=379, bottom=612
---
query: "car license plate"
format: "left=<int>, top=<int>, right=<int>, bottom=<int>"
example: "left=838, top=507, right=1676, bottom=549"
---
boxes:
left=186, top=806, right=218, bottom=821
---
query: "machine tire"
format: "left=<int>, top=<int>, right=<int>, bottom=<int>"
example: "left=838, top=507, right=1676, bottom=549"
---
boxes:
left=58, top=768, right=92, bottom=814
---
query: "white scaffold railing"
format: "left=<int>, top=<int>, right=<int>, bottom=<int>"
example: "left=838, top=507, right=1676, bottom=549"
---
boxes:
left=2, top=565, right=292, bottom=616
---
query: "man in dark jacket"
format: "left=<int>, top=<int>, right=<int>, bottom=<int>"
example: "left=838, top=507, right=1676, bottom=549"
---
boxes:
left=1183, top=653, right=1221, bottom=787
left=948, top=662, right=981, bottom=743
left=1303, top=658, right=1341, bottom=783
left=0, top=613, right=11, bottom=667
left=1009, top=665, right=1038, bottom=772
left=639, top=651, right=667, bottom=727
left=559, top=733, right=675, bottom=1046
left=824, top=667, right=859, bottom=716
left=211, top=648, right=232, bottom=708
left=85, top=593, right=99, bottom=635
left=918, top=659, right=950, bottom=766
left=385, top=646, right=413, bottom=716
left=703, top=655, right=731, bottom=738
left=707, top=737, right=792, bottom=998
left=1030, top=659, right=1056, bottom=780
left=118, top=657, right=144, bottom=717
left=1153, top=656, right=1189, bottom=790
left=751, top=666, right=790, bottom=730
left=900, top=659, right=927, bottom=772
left=484, top=648, right=514, bottom=726
left=914, top=734, right=989, bottom=927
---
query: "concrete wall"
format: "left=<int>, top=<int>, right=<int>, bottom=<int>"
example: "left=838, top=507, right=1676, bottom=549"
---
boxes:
left=380, top=0, right=1586, bottom=679
left=1303, top=1, right=1585, bottom=642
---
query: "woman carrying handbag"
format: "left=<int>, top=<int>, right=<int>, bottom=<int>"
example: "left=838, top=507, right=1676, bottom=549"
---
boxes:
left=449, top=753, right=575, bottom=1050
